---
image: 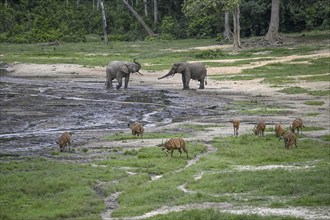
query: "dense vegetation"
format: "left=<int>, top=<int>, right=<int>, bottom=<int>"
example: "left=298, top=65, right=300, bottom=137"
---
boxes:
left=0, top=0, right=329, bottom=43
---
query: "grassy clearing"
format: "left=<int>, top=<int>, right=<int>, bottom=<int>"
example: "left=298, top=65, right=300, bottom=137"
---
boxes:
left=304, top=100, right=325, bottom=106
left=179, top=123, right=223, bottom=131
left=107, top=134, right=329, bottom=218
left=1, top=135, right=328, bottom=219
left=304, top=112, right=320, bottom=117
left=102, top=132, right=190, bottom=141
left=232, top=100, right=291, bottom=115
left=212, top=57, right=330, bottom=88
left=320, top=135, right=330, bottom=142
left=0, top=142, right=206, bottom=219
left=279, top=86, right=330, bottom=96
left=1, top=32, right=329, bottom=219
left=1, top=39, right=216, bottom=68
left=1, top=31, right=328, bottom=73
left=0, top=157, right=126, bottom=220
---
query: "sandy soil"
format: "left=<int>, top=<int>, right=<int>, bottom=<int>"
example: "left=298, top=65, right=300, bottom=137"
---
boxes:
left=0, top=49, right=329, bottom=219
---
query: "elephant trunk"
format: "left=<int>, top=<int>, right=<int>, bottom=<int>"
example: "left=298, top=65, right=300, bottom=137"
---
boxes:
left=133, top=59, right=142, bottom=74
left=158, top=69, right=175, bottom=80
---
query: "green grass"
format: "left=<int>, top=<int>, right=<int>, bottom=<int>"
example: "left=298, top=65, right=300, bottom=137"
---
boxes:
left=304, top=100, right=325, bottom=106
left=308, top=89, right=330, bottom=96
left=102, top=132, right=190, bottom=141
left=1, top=134, right=329, bottom=219
left=279, top=86, right=309, bottom=94
left=304, top=112, right=320, bottom=117
left=179, top=123, right=223, bottom=131
left=1, top=39, right=218, bottom=69
left=232, top=100, right=290, bottom=115
left=320, top=135, right=330, bottom=142
left=0, top=157, right=126, bottom=220
left=1, top=31, right=328, bottom=74
left=211, top=57, right=329, bottom=89
left=106, top=134, right=330, bottom=218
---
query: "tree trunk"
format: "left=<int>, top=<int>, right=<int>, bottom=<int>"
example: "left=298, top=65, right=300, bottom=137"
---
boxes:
left=153, top=0, right=158, bottom=24
left=122, top=0, right=156, bottom=36
left=232, top=6, right=241, bottom=49
left=143, top=0, right=148, bottom=16
left=266, top=0, right=282, bottom=44
left=224, top=11, right=233, bottom=40
left=98, top=0, right=108, bottom=44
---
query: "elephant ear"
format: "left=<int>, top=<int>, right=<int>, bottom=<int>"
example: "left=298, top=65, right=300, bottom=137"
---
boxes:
left=120, top=64, right=130, bottom=74
left=175, top=63, right=185, bottom=73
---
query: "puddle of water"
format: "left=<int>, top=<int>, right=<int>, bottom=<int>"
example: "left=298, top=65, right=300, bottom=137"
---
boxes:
left=149, top=174, right=163, bottom=181
left=233, top=164, right=315, bottom=171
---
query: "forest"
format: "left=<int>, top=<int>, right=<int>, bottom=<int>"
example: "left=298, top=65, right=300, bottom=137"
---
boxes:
left=0, top=0, right=329, bottom=44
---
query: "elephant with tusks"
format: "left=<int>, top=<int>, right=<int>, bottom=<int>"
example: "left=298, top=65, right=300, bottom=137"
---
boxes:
left=158, top=62, right=207, bottom=90
left=105, top=59, right=142, bottom=89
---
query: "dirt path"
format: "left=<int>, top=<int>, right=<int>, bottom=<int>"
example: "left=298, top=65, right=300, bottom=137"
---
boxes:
left=102, top=202, right=330, bottom=220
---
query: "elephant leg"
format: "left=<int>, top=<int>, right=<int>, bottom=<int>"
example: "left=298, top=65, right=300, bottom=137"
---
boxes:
left=106, top=69, right=114, bottom=89
left=199, top=79, right=205, bottom=89
left=124, top=75, right=130, bottom=89
left=108, top=78, right=114, bottom=89
left=116, top=76, right=123, bottom=89
left=182, top=74, right=190, bottom=90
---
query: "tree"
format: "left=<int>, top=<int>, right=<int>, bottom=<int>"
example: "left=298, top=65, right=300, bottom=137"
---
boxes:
left=224, top=11, right=233, bottom=40
left=232, top=5, right=241, bottom=48
left=222, top=0, right=241, bottom=48
left=154, top=0, right=158, bottom=24
left=98, top=0, right=108, bottom=44
left=121, top=0, right=156, bottom=36
left=183, top=0, right=241, bottom=48
left=143, top=0, right=148, bottom=16
left=265, top=0, right=281, bottom=44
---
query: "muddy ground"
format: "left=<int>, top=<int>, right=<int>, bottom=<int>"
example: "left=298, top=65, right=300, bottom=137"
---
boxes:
left=1, top=50, right=329, bottom=158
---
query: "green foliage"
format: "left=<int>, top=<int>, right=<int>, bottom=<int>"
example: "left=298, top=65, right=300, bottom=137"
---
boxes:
left=187, top=15, right=219, bottom=38
left=160, top=16, right=177, bottom=39
left=1, top=0, right=329, bottom=42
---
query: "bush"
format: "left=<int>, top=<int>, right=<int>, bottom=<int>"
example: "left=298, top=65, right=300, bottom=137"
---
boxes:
left=187, top=15, right=218, bottom=39
left=109, top=34, right=131, bottom=41
left=160, top=16, right=176, bottom=36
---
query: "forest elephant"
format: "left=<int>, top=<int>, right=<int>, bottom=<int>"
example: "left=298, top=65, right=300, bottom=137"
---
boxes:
left=158, top=62, right=207, bottom=90
left=105, top=59, right=142, bottom=89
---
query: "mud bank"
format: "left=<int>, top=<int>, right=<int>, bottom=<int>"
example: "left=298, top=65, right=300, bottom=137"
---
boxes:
left=0, top=64, right=231, bottom=155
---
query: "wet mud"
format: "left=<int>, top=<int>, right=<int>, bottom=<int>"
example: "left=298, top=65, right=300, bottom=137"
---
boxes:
left=0, top=66, right=230, bottom=156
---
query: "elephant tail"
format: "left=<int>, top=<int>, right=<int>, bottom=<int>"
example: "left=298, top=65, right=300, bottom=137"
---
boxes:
left=205, top=75, right=208, bottom=85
